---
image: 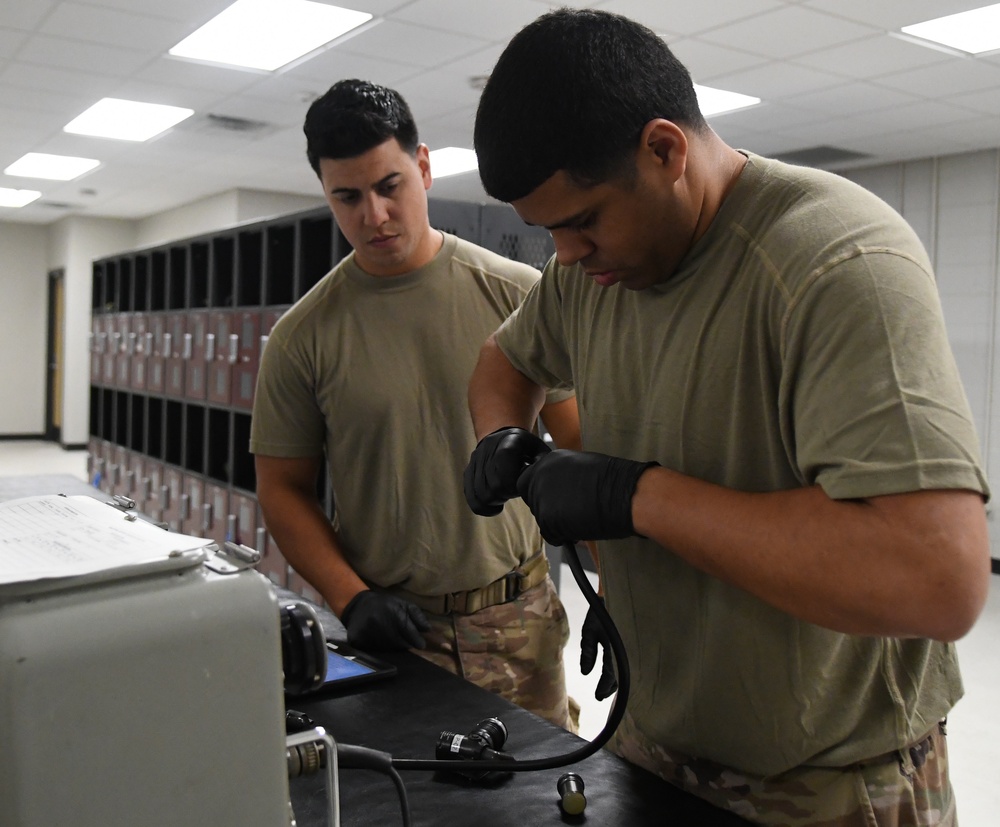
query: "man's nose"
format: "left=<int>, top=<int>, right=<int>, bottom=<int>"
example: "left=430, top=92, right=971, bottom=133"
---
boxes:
left=364, top=194, right=390, bottom=226
left=551, top=230, right=592, bottom=267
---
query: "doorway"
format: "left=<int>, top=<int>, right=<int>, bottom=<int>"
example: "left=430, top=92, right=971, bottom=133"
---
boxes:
left=45, top=269, right=65, bottom=443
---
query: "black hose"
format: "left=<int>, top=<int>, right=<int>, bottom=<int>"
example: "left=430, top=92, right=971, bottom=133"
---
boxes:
left=391, top=542, right=629, bottom=773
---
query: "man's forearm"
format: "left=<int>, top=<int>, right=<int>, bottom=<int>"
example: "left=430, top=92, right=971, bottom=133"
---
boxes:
left=631, top=467, right=990, bottom=641
left=259, top=489, right=367, bottom=615
left=469, top=334, right=546, bottom=438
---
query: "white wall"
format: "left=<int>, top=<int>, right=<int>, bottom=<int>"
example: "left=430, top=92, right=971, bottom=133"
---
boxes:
left=843, top=149, right=1000, bottom=553
left=0, top=223, right=49, bottom=434
left=135, top=189, right=324, bottom=250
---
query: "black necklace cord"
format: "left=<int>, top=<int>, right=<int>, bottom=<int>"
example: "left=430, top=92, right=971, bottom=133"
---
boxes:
left=390, top=542, right=630, bottom=773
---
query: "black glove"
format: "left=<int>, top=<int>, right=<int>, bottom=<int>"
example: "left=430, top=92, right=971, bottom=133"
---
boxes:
left=515, top=449, right=659, bottom=546
left=580, top=600, right=618, bottom=701
left=340, top=591, right=430, bottom=651
left=464, top=426, right=551, bottom=516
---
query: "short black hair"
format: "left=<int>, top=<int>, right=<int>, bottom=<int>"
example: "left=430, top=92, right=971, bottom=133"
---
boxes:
left=474, top=8, right=708, bottom=202
left=304, top=79, right=419, bottom=176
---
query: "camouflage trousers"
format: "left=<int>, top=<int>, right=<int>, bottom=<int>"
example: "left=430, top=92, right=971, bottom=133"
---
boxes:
left=611, top=711, right=955, bottom=826
left=415, top=576, right=579, bottom=733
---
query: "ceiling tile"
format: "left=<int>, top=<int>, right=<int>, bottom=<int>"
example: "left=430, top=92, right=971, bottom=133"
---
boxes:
left=793, top=32, right=953, bottom=79
left=39, top=2, right=188, bottom=51
left=800, top=0, right=990, bottom=31
left=699, top=5, right=879, bottom=60
left=391, top=0, right=559, bottom=42
left=593, top=0, right=784, bottom=37
left=668, top=39, right=770, bottom=82
left=337, top=19, right=490, bottom=69
left=16, top=34, right=149, bottom=77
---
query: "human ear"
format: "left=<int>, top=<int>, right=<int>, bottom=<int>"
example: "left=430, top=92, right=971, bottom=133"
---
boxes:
left=416, top=143, right=433, bottom=190
left=639, top=119, right=687, bottom=182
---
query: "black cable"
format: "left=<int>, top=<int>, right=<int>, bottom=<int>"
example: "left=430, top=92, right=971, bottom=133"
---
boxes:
left=386, top=765, right=412, bottom=827
left=337, top=744, right=413, bottom=825
left=390, top=542, right=630, bottom=773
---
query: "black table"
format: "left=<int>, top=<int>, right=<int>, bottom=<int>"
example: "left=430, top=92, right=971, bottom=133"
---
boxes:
left=286, top=647, right=751, bottom=827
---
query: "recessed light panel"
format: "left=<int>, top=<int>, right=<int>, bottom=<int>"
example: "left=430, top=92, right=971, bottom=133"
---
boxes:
left=429, top=147, right=478, bottom=178
left=4, top=153, right=100, bottom=181
left=0, top=187, right=42, bottom=208
left=64, top=98, right=194, bottom=142
left=169, top=0, right=373, bottom=71
left=901, top=4, right=1000, bottom=55
left=695, top=84, right=761, bottom=117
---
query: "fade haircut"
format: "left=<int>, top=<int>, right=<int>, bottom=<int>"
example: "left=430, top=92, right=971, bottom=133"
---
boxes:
left=474, top=8, right=708, bottom=202
left=304, top=79, right=419, bottom=176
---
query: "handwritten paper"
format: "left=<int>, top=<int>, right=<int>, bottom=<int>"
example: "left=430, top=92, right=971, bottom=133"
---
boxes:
left=0, top=494, right=212, bottom=584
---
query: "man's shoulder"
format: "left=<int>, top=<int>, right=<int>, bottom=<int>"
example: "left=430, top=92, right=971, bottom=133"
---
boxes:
left=269, top=260, right=348, bottom=340
left=447, top=234, right=543, bottom=289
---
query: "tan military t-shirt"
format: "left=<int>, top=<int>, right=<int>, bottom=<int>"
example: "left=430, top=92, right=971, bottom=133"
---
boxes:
left=495, top=153, right=988, bottom=775
left=251, top=232, right=571, bottom=595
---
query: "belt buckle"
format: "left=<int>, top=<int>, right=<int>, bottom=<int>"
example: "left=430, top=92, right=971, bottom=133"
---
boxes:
left=501, top=569, right=521, bottom=602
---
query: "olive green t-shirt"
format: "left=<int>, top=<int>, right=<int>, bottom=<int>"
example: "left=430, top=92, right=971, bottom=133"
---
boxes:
left=250, top=232, right=571, bottom=596
left=495, top=153, right=988, bottom=775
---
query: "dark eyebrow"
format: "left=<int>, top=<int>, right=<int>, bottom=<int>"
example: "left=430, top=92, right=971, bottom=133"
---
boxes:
left=329, top=171, right=401, bottom=198
left=526, top=209, right=591, bottom=231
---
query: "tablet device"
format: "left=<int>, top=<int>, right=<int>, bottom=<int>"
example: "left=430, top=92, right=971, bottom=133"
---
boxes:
left=310, top=640, right=397, bottom=694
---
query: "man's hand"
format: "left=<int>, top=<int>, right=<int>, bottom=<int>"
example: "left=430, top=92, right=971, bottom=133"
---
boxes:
left=464, top=427, right=550, bottom=516
left=515, top=449, right=658, bottom=546
left=580, top=600, right=618, bottom=701
left=340, top=591, right=430, bottom=651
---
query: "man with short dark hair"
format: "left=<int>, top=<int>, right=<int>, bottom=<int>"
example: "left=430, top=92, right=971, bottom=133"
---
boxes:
left=464, top=9, right=990, bottom=824
left=251, top=79, right=580, bottom=729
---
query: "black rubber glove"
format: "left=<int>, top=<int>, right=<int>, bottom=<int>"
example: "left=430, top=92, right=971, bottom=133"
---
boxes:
left=340, top=591, right=430, bottom=651
left=464, top=426, right=551, bottom=516
left=580, top=599, right=618, bottom=701
left=515, top=449, right=659, bottom=546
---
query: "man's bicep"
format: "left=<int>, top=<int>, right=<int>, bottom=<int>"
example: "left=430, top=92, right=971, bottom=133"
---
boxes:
left=255, top=454, right=324, bottom=499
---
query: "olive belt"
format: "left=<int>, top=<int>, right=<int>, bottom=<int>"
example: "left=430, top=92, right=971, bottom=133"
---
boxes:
left=383, top=552, right=549, bottom=615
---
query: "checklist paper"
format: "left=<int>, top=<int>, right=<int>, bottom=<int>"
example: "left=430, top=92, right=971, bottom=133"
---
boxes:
left=0, top=494, right=212, bottom=585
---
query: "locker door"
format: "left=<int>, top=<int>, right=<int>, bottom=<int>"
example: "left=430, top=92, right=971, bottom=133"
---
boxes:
left=207, top=310, right=234, bottom=406
left=129, top=313, right=149, bottom=391
left=202, top=482, right=230, bottom=548
left=147, top=313, right=167, bottom=394
left=164, top=313, right=187, bottom=399
left=184, top=310, right=209, bottom=401
left=231, top=309, right=261, bottom=411
left=114, top=314, right=131, bottom=388
left=160, top=466, right=185, bottom=532
left=180, top=473, right=205, bottom=537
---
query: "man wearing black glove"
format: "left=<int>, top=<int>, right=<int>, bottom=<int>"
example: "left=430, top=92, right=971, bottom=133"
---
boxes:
left=340, top=591, right=431, bottom=651
left=467, top=9, right=990, bottom=825
left=579, top=599, right=618, bottom=702
left=514, top=449, right=659, bottom=547
left=464, top=426, right=551, bottom=516
left=251, top=79, right=583, bottom=731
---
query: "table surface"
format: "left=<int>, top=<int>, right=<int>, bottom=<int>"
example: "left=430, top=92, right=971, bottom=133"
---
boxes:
left=286, top=645, right=751, bottom=827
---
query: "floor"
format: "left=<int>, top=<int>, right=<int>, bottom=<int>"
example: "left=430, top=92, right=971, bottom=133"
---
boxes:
left=2, top=439, right=996, bottom=824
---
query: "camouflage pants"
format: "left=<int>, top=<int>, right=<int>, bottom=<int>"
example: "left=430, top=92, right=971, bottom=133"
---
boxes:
left=611, top=711, right=955, bottom=826
left=415, top=576, right=579, bottom=733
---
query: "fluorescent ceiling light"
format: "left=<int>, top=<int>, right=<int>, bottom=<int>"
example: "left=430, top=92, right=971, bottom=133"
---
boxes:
left=695, top=84, right=761, bottom=117
left=430, top=147, right=478, bottom=178
left=901, top=4, right=1000, bottom=55
left=169, top=0, right=373, bottom=71
left=0, top=187, right=42, bottom=208
left=64, top=98, right=194, bottom=142
left=5, top=153, right=100, bottom=181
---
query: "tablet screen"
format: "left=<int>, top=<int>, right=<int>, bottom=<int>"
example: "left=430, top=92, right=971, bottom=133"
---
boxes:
left=325, top=648, right=375, bottom=682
